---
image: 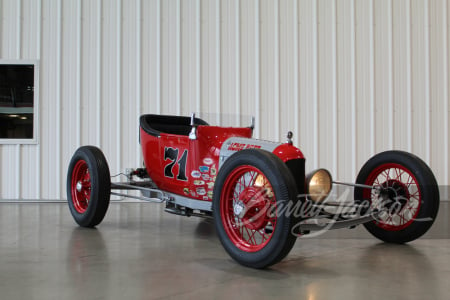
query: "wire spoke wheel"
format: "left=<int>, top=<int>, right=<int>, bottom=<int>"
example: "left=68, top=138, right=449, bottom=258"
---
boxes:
left=364, top=163, right=421, bottom=231
left=213, top=149, right=298, bottom=268
left=220, top=166, right=276, bottom=252
left=355, top=150, right=439, bottom=243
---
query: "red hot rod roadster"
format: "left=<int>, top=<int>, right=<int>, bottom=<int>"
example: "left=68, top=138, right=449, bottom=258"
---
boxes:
left=67, top=114, right=440, bottom=268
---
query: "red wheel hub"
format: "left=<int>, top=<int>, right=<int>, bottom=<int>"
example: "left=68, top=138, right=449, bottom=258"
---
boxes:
left=379, top=179, right=410, bottom=211
left=220, top=165, right=277, bottom=252
left=71, top=160, right=91, bottom=214
left=364, top=163, right=422, bottom=231
left=236, top=186, right=270, bottom=230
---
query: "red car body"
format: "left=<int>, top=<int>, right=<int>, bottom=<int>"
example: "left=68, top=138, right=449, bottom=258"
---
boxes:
left=139, top=114, right=304, bottom=201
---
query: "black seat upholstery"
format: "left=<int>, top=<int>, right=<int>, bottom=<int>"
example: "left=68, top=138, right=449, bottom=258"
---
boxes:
left=140, top=114, right=209, bottom=137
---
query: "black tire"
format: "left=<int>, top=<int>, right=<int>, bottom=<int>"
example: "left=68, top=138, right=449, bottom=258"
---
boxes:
left=213, top=149, right=299, bottom=268
left=67, top=146, right=111, bottom=227
left=355, top=150, right=439, bottom=243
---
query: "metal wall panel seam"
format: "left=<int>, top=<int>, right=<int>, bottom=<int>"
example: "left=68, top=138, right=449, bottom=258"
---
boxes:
left=313, top=0, right=318, bottom=169
left=293, top=0, right=299, bottom=144
left=17, top=0, right=21, bottom=58
left=443, top=0, right=449, bottom=184
left=76, top=0, right=82, bottom=149
left=216, top=0, right=221, bottom=124
left=176, top=0, right=181, bottom=115
left=332, top=0, right=337, bottom=178
left=351, top=0, right=356, bottom=179
left=96, top=0, right=102, bottom=147
left=33, top=62, right=41, bottom=197
left=274, top=0, right=279, bottom=141
left=117, top=0, right=122, bottom=173
left=36, top=0, right=42, bottom=199
left=16, top=144, right=20, bottom=198
left=157, top=0, right=161, bottom=114
left=389, top=0, right=394, bottom=149
left=425, top=0, right=431, bottom=163
left=136, top=0, right=142, bottom=166
left=255, top=0, right=260, bottom=139
left=55, top=0, right=62, bottom=199
left=196, top=0, right=201, bottom=114
left=0, top=2, right=3, bottom=57
left=235, top=0, right=240, bottom=126
left=16, top=0, right=22, bottom=199
left=0, top=1, right=2, bottom=57
left=407, top=0, right=412, bottom=152
left=369, top=0, right=375, bottom=156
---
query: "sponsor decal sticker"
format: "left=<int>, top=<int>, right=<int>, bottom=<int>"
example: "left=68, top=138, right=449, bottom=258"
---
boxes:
left=203, top=196, right=209, bottom=201
left=203, top=158, right=214, bottom=165
left=207, top=182, right=214, bottom=189
left=196, top=188, right=206, bottom=196
left=191, top=170, right=201, bottom=178
left=202, top=174, right=210, bottom=181
left=210, top=166, right=217, bottom=176
left=199, top=166, right=209, bottom=173
left=183, top=188, right=190, bottom=195
left=194, top=180, right=205, bottom=186
left=227, top=142, right=262, bottom=151
left=207, top=191, right=213, bottom=199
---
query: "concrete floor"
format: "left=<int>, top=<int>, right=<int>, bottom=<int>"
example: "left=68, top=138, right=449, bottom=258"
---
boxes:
left=0, top=201, right=449, bottom=300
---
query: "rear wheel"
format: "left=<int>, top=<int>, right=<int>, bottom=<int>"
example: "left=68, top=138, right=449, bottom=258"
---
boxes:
left=67, top=146, right=111, bottom=227
left=355, top=151, right=439, bottom=243
left=213, top=149, right=299, bottom=268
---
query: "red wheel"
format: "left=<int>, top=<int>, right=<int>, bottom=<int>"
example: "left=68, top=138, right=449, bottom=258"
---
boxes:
left=71, top=160, right=91, bottom=214
left=355, top=151, right=439, bottom=243
left=362, top=163, right=422, bottom=231
left=220, top=165, right=277, bottom=252
left=67, top=146, right=111, bottom=227
left=213, top=149, right=298, bottom=268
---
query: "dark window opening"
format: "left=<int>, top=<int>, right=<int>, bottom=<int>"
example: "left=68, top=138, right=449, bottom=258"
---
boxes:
left=0, top=64, right=34, bottom=139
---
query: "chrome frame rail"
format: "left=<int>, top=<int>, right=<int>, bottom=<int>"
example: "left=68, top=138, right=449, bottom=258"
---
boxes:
left=111, top=182, right=166, bottom=203
left=333, top=180, right=378, bottom=190
left=298, top=211, right=380, bottom=232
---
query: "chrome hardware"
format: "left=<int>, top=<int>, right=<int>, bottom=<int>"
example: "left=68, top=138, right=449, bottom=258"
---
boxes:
left=233, top=200, right=246, bottom=218
left=286, top=131, right=293, bottom=145
left=76, top=181, right=83, bottom=192
left=189, top=112, right=197, bottom=140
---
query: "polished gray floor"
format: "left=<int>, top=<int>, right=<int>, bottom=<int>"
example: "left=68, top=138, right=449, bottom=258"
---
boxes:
left=0, top=201, right=449, bottom=300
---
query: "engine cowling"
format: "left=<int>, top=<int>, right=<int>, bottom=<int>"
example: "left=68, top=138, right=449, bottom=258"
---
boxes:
left=219, top=137, right=304, bottom=168
left=219, top=137, right=306, bottom=195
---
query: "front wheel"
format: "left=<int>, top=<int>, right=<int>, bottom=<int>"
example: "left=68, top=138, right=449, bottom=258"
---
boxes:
left=355, top=150, right=439, bottom=243
left=213, top=149, right=299, bottom=268
left=67, top=146, right=111, bottom=227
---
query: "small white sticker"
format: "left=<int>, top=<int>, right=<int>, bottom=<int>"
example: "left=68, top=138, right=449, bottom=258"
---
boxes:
left=191, top=170, right=201, bottom=178
left=197, top=188, right=206, bottom=196
left=203, top=158, right=214, bottom=165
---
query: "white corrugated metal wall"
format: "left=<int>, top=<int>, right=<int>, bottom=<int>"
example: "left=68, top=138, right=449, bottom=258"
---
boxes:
left=0, top=0, right=448, bottom=200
